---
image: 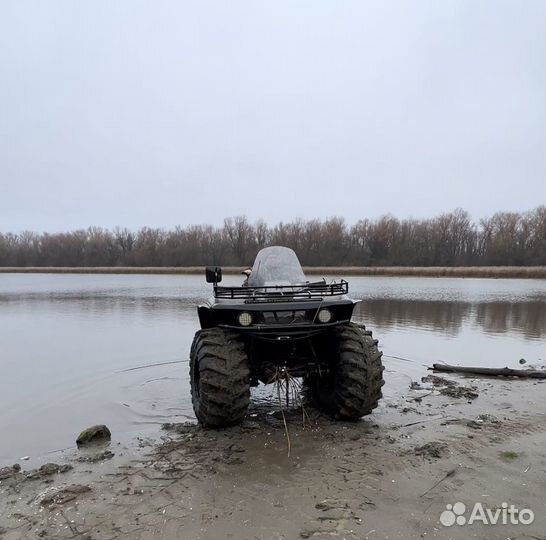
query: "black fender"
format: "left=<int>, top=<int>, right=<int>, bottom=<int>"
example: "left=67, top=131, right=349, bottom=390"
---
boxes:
left=197, top=305, right=214, bottom=329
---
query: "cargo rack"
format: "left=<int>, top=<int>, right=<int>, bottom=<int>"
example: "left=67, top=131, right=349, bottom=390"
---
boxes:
left=213, top=280, right=348, bottom=300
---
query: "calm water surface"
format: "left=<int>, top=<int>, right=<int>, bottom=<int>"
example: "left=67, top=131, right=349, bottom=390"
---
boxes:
left=0, top=273, right=544, bottom=464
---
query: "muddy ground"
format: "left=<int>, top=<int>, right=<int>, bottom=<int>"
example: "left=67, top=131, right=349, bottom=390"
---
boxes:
left=1, top=374, right=544, bottom=540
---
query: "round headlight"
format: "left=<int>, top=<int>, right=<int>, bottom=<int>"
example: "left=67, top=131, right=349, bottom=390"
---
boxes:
left=318, top=308, right=332, bottom=323
left=238, top=312, right=253, bottom=327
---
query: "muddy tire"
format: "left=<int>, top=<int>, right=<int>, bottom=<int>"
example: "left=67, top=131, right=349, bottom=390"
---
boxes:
left=305, top=323, right=384, bottom=418
left=190, top=328, right=250, bottom=427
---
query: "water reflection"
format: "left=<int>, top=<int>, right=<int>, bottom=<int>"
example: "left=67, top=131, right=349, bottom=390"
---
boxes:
left=0, top=292, right=197, bottom=318
left=354, top=298, right=544, bottom=340
left=475, top=300, right=545, bottom=340
left=2, top=288, right=545, bottom=340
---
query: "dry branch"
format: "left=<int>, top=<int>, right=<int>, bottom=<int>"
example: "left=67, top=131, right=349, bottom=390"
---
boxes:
left=430, top=363, right=546, bottom=379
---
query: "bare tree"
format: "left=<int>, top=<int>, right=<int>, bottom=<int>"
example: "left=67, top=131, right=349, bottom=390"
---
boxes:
left=1, top=207, right=544, bottom=267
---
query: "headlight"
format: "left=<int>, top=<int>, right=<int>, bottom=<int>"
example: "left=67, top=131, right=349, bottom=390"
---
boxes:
left=318, top=308, right=332, bottom=323
left=238, top=312, right=253, bottom=327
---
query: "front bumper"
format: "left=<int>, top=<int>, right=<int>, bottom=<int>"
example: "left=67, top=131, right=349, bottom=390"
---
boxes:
left=218, top=318, right=351, bottom=339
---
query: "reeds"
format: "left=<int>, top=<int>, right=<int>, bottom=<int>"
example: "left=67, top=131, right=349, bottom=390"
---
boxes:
left=0, top=266, right=544, bottom=278
left=304, top=266, right=546, bottom=279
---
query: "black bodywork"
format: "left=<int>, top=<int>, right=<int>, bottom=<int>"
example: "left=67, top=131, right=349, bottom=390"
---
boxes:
left=197, top=247, right=359, bottom=384
left=198, top=280, right=356, bottom=337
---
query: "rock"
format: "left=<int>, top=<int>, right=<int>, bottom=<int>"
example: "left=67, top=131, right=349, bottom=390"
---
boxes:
left=42, top=463, right=62, bottom=476
left=76, top=425, right=111, bottom=446
left=39, top=484, right=91, bottom=506
left=519, top=358, right=526, bottom=365
left=77, top=450, right=115, bottom=463
left=25, top=463, right=73, bottom=480
left=414, top=442, right=449, bottom=459
left=315, top=498, right=349, bottom=511
left=477, top=413, right=500, bottom=423
left=0, top=464, right=21, bottom=480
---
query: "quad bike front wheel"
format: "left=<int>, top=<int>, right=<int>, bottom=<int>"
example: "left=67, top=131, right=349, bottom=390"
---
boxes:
left=190, top=328, right=250, bottom=427
left=305, top=323, right=385, bottom=418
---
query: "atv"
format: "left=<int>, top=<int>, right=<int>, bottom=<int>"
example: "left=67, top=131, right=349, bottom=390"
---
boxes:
left=190, top=246, right=384, bottom=427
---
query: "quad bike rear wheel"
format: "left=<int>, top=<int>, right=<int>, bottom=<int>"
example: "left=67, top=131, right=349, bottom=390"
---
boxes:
left=190, top=328, right=250, bottom=427
left=305, top=323, right=384, bottom=418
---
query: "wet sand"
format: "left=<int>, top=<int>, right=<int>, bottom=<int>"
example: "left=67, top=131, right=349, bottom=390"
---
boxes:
left=1, top=374, right=544, bottom=540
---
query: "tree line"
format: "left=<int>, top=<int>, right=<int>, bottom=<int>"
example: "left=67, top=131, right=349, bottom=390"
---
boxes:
left=0, top=207, right=544, bottom=267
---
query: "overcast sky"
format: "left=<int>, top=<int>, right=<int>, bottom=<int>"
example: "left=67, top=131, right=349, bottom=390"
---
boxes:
left=0, top=1, right=544, bottom=232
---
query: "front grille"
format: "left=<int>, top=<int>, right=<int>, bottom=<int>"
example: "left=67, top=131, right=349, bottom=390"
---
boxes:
left=259, top=309, right=313, bottom=325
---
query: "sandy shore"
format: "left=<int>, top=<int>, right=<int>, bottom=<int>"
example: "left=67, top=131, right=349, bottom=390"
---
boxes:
left=1, top=374, right=545, bottom=540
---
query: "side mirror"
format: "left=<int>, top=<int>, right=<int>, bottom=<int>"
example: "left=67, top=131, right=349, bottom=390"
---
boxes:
left=205, top=266, right=222, bottom=284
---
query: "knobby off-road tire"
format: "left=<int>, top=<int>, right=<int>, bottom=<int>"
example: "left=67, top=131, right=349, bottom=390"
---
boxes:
left=306, top=323, right=385, bottom=419
left=190, top=328, right=250, bottom=427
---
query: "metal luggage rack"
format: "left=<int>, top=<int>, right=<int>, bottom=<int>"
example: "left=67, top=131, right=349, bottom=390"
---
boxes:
left=214, top=280, right=348, bottom=300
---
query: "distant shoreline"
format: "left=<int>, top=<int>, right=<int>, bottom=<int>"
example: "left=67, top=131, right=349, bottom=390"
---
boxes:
left=1, top=266, right=544, bottom=279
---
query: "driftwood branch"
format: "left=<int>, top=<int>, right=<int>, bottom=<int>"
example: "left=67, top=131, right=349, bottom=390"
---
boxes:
left=430, top=363, right=546, bottom=379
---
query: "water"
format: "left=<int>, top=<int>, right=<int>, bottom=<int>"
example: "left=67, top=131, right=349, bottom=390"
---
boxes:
left=0, top=273, right=544, bottom=464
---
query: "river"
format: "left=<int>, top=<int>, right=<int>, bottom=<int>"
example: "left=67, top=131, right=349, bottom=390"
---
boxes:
left=0, top=273, right=543, bottom=464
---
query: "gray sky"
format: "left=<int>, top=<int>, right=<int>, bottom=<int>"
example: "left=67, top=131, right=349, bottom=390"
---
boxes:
left=0, top=0, right=544, bottom=232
